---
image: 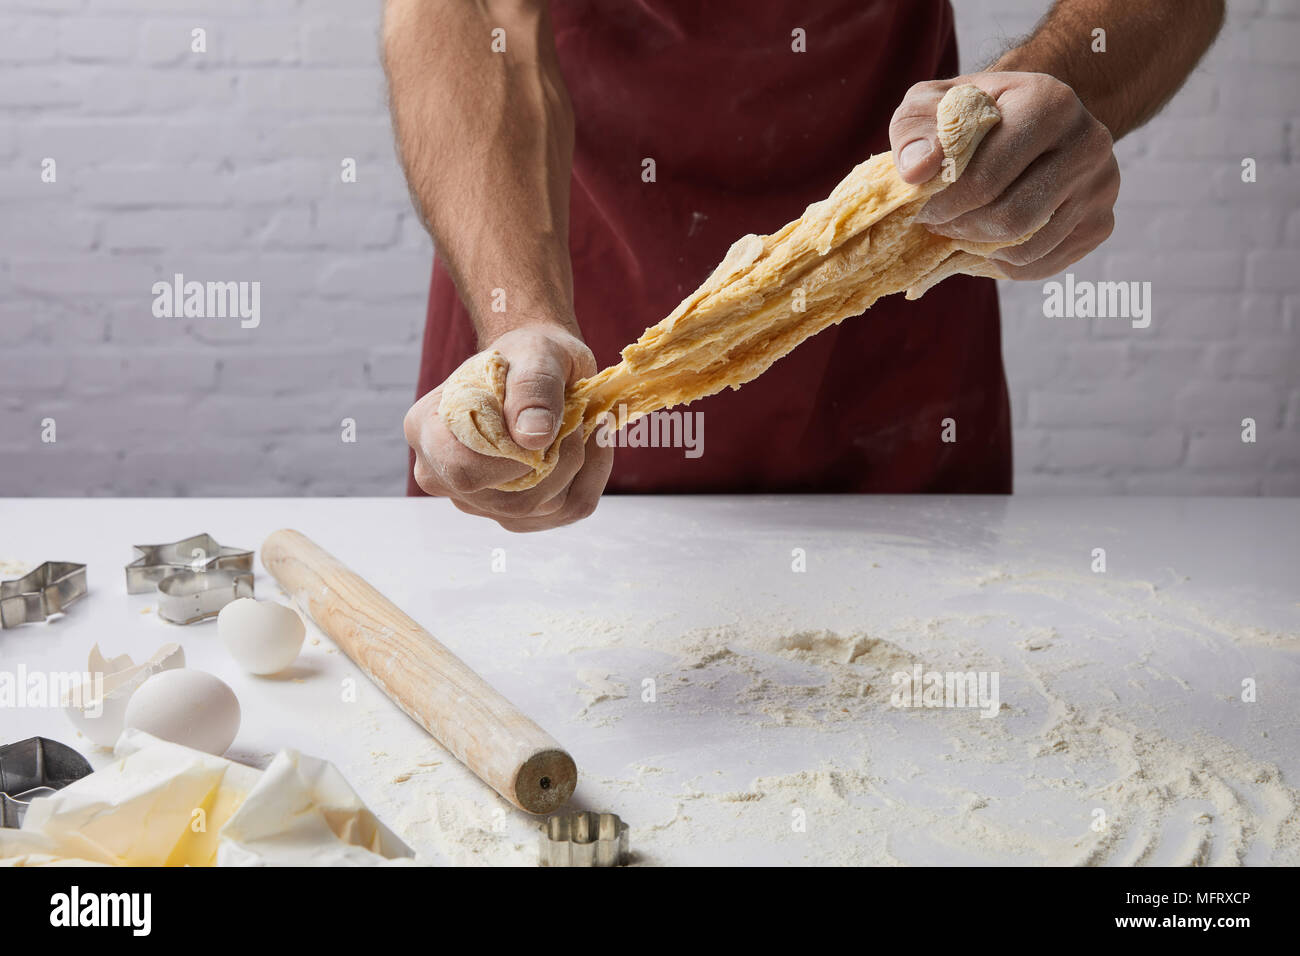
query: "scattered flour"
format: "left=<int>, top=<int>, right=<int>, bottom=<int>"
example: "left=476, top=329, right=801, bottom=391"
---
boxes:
left=558, top=597, right=1299, bottom=865
left=353, top=561, right=1297, bottom=866
left=576, top=668, right=628, bottom=716
left=387, top=788, right=531, bottom=867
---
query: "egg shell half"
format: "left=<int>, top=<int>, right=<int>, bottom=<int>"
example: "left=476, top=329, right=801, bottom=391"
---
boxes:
left=63, top=643, right=186, bottom=748
left=218, top=598, right=306, bottom=675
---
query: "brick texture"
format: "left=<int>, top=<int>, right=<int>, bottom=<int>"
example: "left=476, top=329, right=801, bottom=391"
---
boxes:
left=954, top=0, right=1299, bottom=496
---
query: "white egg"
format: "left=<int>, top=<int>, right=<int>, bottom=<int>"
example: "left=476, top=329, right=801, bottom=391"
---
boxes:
left=218, top=598, right=306, bottom=675
left=124, top=669, right=240, bottom=755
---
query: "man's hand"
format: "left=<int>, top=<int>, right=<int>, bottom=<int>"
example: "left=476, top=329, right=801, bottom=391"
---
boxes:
left=404, top=326, right=613, bottom=532
left=889, top=72, right=1120, bottom=281
left=387, top=0, right=600, bottom=530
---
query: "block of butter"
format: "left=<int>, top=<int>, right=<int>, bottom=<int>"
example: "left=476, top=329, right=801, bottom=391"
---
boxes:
left=0, top=729, right=415, bottom=867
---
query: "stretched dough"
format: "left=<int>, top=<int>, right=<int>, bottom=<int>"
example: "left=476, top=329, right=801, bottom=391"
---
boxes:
left=440, top=85, right=1035, bottom=491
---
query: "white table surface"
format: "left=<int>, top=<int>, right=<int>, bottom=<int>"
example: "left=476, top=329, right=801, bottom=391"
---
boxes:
left=1, top=496, right=1296, bottom=866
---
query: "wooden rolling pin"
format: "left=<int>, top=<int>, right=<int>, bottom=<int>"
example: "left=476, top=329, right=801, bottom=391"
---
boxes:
left=261, top=529, right=576, bottom=814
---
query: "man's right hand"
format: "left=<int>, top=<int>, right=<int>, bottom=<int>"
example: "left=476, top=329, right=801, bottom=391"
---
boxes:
left=404, top=326, right=613, bottom=532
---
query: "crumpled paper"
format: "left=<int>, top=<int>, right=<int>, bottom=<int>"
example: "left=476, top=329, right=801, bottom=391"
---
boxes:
left=0, top=729, right=416, bottom=866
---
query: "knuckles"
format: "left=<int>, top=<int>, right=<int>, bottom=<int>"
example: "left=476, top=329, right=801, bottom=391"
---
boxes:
left=438, top=455, right=482, bottom=495
left=1090, top=209, right=1116, bottom=245
left=1045, top=78, right=1083, bottom=118
left=491, top=492, right=545, bottom=519
left=412, top=461, right=442, bottom=496
left=567, top=493, right=600, bottom=522
left=950, top=165, right=1002, bottom=214
left=992, top=239, right=1038, bottom=267
left=906, top=79, right=945, bottom=99
left=896, top=80, right=946, bottom=114
left=1099, top=155, right=1122, bottom=204
left=1022, top=72, right=1084, bottom=126
left=889, top=80, right=948, bottom=137
left=507, top=366, right=565, bottom=405
left=1076, top=121, right=1116, bottom=179
left=402, top=402, right=429, bottom=448
left=983, top=204, right=1038, bottom=243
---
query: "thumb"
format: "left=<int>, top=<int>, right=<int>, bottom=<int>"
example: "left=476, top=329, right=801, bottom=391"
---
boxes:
left=500, top=338, right=569, bottom=451
left=889, top=86, right=947, bottom=185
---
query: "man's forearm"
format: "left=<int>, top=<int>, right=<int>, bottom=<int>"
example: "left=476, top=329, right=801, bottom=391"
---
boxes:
left=992, top=0, right=1225, bottom=138
left=383, top=0, right=577, bottom=344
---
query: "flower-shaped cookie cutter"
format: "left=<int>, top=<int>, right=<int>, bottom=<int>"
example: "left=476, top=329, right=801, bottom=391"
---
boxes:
left=539, top=811, right=629, bottom=867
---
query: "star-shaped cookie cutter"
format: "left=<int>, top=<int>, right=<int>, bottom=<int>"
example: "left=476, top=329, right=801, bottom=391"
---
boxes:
left=125, top=533, right=253, bottom=594
left=125, top=533, right=255, bottom=625
left=0, top=561, right=88, bottom=629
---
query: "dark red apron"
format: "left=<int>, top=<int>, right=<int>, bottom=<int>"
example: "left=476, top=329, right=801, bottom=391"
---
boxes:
left=410, top=0, right=1010, bottom=495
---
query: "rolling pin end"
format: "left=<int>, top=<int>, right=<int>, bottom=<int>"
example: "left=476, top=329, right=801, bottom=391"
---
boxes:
left=515, top=749, right=578, bottom=815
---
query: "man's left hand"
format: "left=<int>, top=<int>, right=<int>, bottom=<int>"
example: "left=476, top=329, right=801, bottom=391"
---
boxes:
left=889, top=71, right=1121, bottom=281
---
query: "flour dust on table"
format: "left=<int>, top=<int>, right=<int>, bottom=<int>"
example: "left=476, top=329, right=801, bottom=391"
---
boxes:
left=364, top=556, right=1297, bottom=866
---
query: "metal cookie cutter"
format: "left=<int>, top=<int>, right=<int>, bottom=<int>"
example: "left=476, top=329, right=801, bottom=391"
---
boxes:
left=0, top=737, right=93, bottom=828
left=0, top=561, right=87, bottom=629
left=125, top=533, right=253, bottom=593
left=540, top=811, right=629, bottom=867
left=156, top=568, right=253, bottom=625
left=125, top=533, right=254, bottom=625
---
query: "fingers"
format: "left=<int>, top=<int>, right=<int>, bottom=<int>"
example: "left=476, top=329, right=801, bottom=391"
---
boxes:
left=403, top=328, right=610, bottom=531
left=916, top=77, right=1083, bottom=227
left=496, top=333, right=570, bottom=452
left=491, top=325, right=597, bottom=452
left=414, top=421, right=532, bottom=494
left=985, top=193, right=1086, bottom=266
left=401, top=384, right=439, bottom=450
left=889, top=80, right=953, bottom=185
left=988, top=147, right=1119, bottom=276
left=996, top=205, right=1115, bottom=281
left=482, top=436, right=614, bottom=533
left=458, top=426, right=587, bottom=518
left=404, top=387, right=532, bottom=496
left=894, top=71, right=1119, bottom=279
left=928, top=147, right=1075, bottom=244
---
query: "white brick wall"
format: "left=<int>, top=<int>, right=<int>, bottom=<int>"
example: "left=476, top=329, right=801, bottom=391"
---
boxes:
left=952, top=0, right=1300, bottom=495
left=0, top=0, right=425, bottom=495
left=0, top=0, right=1295, bottom=496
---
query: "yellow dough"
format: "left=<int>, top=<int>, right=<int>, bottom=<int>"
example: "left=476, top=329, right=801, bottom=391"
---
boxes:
left=440, top=85, right=1035, bottom=491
